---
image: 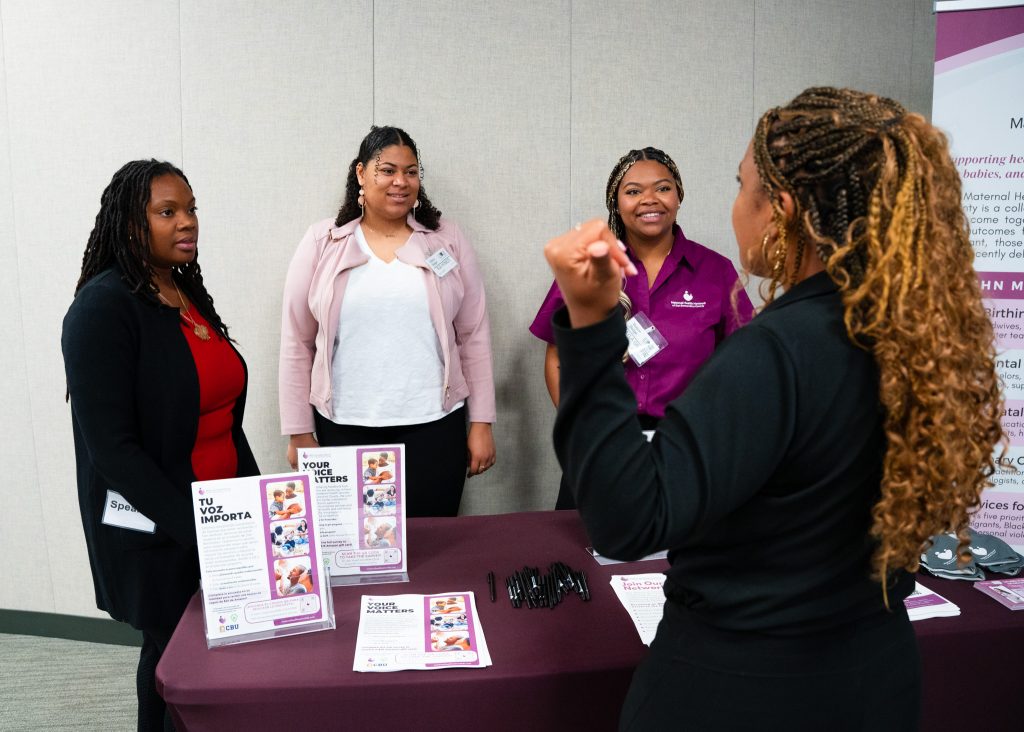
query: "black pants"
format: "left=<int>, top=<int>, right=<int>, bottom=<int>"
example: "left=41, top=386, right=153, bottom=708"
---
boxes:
left=314, top=407, right=467, bottom=517
left=619, top=602, right=920, bottom=731
left=555, top=414, right=660, bottom=510
left=137, top=625, right=176, bottom=732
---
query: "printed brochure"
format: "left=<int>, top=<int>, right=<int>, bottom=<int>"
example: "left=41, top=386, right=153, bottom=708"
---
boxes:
left=904, top=582, right=960, bottom=621
left=974, top=578, right=1024, bottom=610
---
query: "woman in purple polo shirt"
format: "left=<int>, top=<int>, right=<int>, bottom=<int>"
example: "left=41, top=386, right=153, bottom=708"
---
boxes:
left=530, top=147, right=753, bottom=509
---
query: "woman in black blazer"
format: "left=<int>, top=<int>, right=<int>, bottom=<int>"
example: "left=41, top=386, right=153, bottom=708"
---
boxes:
left=63, top=160, right=258, bottom=731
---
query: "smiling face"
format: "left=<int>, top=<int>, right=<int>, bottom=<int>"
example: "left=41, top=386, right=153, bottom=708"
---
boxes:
left=356, top=144, right=420, bottom=222
left=731, top=142, right=775, bottom=276
left=615, top=160, right=681, bottom=244
left=146, top=174, right=197, bottom=271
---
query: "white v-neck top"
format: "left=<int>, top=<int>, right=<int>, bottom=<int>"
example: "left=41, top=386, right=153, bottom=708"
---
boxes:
left=325, top=225, right=458, bottom=425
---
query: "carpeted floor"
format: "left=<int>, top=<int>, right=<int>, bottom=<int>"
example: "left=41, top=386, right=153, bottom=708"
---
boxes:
left=0, top=634, right=137, bottom=731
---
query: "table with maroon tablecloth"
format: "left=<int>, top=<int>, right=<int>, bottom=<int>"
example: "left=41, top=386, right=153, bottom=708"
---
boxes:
left=156, top=511, right=1021, bottom=731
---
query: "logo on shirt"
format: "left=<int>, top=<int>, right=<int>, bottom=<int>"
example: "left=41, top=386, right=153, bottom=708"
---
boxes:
left=670, top=290, right=706, bottom=308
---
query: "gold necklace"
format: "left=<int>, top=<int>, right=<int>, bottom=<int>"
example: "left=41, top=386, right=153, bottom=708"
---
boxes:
left=162, top=279, right=211, bottom=341
left=362, top=220, right=407, bottom=239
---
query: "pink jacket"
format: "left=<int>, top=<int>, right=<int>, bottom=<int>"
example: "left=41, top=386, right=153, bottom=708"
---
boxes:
left=279, top=215, right=496, bottom=435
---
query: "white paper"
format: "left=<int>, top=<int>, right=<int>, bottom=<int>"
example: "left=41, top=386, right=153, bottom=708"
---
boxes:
left=588, top=547, right=668, bottom=566
left=298, top=445, right=407, bottom=584
left=192, top=472, right=334, bottom=646
left=625, top=312, right=667, bottom=366
left=101, top=490, right=156, bottom=533
left=353, top=592, right=492, bottom=672
left=425, top=248, right=458, bottom=277
left=609, top=573, right=667, bottom=645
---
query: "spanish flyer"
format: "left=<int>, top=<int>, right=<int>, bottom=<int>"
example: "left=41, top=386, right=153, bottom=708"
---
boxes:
left=192, top=472, right=335, bottom=647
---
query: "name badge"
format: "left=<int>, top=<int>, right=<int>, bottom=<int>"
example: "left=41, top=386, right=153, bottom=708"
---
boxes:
left=625, top=312, right=667, bottom=366
left=426, top=248, right=459, bottom=277
left=101, top=490, right=156, bottom=533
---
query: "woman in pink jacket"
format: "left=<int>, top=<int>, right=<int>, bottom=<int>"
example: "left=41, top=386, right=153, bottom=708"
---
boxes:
left=280, top=126, right=496, bottom=517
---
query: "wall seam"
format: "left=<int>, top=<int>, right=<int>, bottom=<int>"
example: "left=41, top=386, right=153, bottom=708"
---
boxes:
left=372, top=0, right=376, bottom=123
left=750, top=0, right=757, bottom=136
left=568, top=0, right=573, bottom=225
left=178, top=0, right=184, bottom=165
left=0, top=0, right=58, bottom=613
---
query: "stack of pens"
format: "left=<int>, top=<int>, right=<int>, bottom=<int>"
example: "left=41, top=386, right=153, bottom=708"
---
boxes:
left=501, top=562, right=590, bottom=609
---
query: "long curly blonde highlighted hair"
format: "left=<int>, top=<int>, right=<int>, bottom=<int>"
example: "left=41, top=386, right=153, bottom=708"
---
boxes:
left=752, top=87, right=1005, bottom=584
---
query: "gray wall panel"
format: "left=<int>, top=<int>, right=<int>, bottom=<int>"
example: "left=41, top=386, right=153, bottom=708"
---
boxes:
left=178, top=0, right=374, bottom=477
left=0, top=2, right=52, bottom=614
left=3, top=0, right=183, bottom=617
left=752, top=0, right=923, bottom=118
left=374, top=0, right=572, bottom=512
left=572, top=0, right=754, bottom=274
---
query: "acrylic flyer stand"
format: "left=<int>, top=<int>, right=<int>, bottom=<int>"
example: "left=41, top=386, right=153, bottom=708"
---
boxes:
left=192, top=472, right=336, bottom=648
left=298, top=445, right=409, bottom=587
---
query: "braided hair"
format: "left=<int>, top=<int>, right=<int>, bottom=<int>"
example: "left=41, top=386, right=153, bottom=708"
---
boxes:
left=75, top=159, right=232, bottom=340
left=334, top=125, right=442, bottom=230
left=605, top=147, right=685, bottom=241
left=752, top=87, right=1004, bottom=587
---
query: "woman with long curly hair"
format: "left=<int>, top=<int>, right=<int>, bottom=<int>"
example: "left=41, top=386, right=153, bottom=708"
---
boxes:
left=542, top=87, right=1004, bottom=729
left=279, top=126, right=495, bottom=516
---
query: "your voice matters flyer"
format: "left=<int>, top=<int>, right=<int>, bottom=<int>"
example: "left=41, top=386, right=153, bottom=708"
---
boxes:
left=298, top=445, right=408, bottom=585
left=192, top=472, right=335, bottom=647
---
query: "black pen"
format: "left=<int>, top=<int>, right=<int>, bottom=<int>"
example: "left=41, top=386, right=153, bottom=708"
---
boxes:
left=579, top=570, right=591, bottom=601
left=487, top=571, right=496, bottom=602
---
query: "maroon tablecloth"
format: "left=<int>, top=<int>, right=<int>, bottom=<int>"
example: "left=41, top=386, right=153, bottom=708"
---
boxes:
left=156, top=511, right=1022, bottom=731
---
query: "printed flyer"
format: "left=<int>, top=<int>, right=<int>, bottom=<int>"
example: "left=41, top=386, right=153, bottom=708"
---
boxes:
left=192, top=472, right=335, bottom=647
left=933, top=2, right=1024, bottom=549
left=974, top=578, right=1024, bottom=610
left=297, top=445, right=407, bottom=585
left=352, top=592, right=492, bottom=672
left=609, top=573, right=667, bottom=645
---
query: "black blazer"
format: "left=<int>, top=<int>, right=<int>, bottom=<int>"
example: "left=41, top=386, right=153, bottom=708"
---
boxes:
left=553, top=272, right=913, bottom=638
left=62, top=267, right=259, bottom=630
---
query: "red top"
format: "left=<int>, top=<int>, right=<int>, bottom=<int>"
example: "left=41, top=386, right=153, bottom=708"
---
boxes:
left=179, top=306, right=244, bottom=481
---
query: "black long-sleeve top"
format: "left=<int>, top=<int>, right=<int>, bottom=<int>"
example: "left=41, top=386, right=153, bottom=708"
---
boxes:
left=63, top=267, right=259, bottom=630
left=553, top=272, right=912, bottom=635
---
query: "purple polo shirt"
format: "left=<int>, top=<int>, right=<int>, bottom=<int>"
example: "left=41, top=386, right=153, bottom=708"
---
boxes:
left=530, top=225, right=754, bottom=419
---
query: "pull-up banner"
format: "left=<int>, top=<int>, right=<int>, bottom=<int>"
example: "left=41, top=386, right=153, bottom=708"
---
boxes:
left=933, top=0, right=1024, bottom=549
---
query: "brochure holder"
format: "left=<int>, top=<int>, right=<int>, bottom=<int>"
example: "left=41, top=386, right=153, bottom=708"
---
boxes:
left=202, top=561, right=336, bottom=648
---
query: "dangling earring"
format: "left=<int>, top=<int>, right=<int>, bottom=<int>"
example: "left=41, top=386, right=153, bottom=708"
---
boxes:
left=770, top=226, right=789, bottom=282
left=358, top=187, right=365, bottom=216
left=413, top=198, right=420, bottom=220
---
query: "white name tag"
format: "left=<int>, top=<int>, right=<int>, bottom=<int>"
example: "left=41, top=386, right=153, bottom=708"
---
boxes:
left=101, top=490, right=156, bottom=533
left=426, top=248, right=458, bottom=277
left=625, top=312, right=667, bottom=366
